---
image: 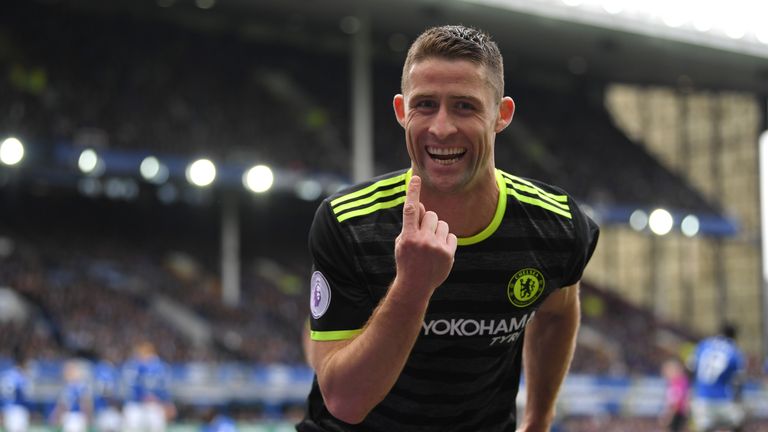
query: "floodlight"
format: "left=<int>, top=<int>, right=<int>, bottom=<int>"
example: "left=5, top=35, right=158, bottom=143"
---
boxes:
left=295, top=179, right=322, bottom=201
left=681, top=215, right=700, bottom=237
left=186, top=159, right=216, bottom=187
left=0, top=137, right=24, bottom=166
left=243, top=165, right=273, bottom=193
left=648, top=208, right=674, bottom=236
left=140, top=156, right=169, bottom=184
left=629, top=209, right=648, bottom=232
left=78, top=149, right=104, bottom=175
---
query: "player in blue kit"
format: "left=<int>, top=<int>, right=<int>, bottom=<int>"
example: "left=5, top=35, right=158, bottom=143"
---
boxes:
left=202, top=412, right=239, bottom=432
left=92, top=356, right=123, bottom=432
left=50, top=360, right=93, bottom=432
left=122, top=341, right=176, bottom=432
left=688, top=323, right=746, bottom=432
left=0, top=350, right=29, bottom=432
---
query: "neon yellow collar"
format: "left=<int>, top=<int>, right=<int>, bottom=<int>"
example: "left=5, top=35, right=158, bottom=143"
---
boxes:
left=405, top=168, right=506, bottom=246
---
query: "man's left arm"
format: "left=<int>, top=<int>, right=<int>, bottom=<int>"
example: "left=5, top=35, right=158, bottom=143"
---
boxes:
left=517, top=282, right=580, bottom=432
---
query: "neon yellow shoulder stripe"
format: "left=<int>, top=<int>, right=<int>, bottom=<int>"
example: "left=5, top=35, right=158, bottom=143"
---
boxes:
left=507, top=187, right=572, bottom=219
left=457, top=170, right=508, bottom=246
left=333, top=171, right=410, bottom=222
left=504, top=179, right=570, bottom=211
left=330, top=172, right=408, bottom=208
left=501, top=172, right=569, bottom=203
left=333, top=184, right=406, bottom=214
left=311, top=329, right=363, bottom=341
left=336, top=196, right=406, bottom=222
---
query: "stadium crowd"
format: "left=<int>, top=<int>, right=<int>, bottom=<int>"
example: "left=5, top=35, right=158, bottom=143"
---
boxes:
left=0, top=229, right=306, bottom=365
left=0, top=220, right=697, bottom=375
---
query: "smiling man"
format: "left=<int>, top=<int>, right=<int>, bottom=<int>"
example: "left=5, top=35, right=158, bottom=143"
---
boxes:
left=298, top=25, right=599, bottom=432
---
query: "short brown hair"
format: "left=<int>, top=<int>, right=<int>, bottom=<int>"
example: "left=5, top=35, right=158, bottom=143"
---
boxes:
left=401, top=25, right=504, bottom=100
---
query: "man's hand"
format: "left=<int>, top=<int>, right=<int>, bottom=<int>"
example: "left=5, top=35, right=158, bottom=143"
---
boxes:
left=394, top=175, right=457, bottom=301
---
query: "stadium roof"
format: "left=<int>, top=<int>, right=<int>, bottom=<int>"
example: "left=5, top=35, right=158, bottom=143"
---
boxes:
left=60, top=0, right=768, bottom=93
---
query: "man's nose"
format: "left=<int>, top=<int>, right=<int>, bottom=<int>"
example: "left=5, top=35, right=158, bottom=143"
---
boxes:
left=428, top=106, right=457, bottom=139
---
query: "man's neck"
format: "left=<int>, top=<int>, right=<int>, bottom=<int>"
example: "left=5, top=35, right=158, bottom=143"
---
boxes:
left=419, top=173, right=500, bottom=239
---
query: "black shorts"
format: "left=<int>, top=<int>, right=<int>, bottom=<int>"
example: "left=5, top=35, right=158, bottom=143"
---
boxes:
left=668, top=412, right=687, bottom=432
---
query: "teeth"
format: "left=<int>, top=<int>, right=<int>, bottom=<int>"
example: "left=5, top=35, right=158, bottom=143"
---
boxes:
left=426, top=146, right=466, bottom=156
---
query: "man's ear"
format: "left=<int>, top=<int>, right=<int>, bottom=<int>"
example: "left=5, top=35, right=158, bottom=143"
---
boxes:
left=495, top=97, right=515, bottom=133
left=393, top=94, right=406, bottom=128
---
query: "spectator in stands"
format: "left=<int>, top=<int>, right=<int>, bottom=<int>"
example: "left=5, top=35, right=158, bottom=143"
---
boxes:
left=688, top=323, right=746, bottom=432
left=50, top=359, right=93, bottom=432
left=122, top=341, right=176, bottom=432
left=659, top=357, right=689, bottom=431
left=0, top=348, right=29, bottom=432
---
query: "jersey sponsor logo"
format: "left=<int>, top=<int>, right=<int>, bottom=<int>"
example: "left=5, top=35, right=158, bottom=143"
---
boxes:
left=421, top=312, right=535, bottom=337
left=507, top=268, right=545, bottom=308
left=310, top=271, right=331, bottom=319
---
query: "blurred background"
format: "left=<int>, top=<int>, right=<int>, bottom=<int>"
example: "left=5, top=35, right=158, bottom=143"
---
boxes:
left=1, top=0, right=768, bottom=430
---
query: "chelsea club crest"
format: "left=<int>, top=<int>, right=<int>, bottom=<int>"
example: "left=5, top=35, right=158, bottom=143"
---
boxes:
left=507, top=268, right=545, bottom=308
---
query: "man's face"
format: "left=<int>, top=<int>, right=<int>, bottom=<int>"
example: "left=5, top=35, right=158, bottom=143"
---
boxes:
left=394, top=58, right=513, bottom=194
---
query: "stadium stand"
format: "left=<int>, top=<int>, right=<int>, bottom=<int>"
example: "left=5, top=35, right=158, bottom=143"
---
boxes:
left=0, top=1, right=724, bottom=217
left=0, top=226, right=691, bottom=372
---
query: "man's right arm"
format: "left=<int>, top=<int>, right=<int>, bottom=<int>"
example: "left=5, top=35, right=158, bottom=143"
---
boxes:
left=307, top=280, right=430, bottom=424
left=307, top=176, right=457, bottom=424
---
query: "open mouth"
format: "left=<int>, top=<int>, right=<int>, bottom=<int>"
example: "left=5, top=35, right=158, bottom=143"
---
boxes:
left=426, top=146, right=467, bottom=165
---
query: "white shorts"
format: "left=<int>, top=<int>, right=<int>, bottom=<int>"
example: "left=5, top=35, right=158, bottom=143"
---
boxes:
left=122, top=401, right=167, bottom=432
left=61, top=411, right=88, bottom=432
left=691, top=398, right=745, bottom=431
left=2, top=404, right=30, bottom=432
left=95, top=407, right=123, bottom=432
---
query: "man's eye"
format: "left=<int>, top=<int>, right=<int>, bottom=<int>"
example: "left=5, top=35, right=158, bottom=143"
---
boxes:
left=456, top=101, right=475, bottom=111
left=415, top=100, right=437, bottom=109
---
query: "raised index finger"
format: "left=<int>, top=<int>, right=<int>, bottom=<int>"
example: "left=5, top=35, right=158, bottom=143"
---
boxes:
left=402, top=175, right=421, bottom=233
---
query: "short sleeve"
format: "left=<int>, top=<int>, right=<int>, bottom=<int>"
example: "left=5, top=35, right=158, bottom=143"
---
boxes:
left=562, top=198, right=600, bottom=286
left=307, top=200, right=375, bottom=340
